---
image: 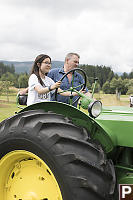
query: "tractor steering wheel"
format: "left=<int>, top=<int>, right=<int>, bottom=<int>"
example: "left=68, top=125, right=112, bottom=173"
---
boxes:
left=55, top=68, right=87, bottom=105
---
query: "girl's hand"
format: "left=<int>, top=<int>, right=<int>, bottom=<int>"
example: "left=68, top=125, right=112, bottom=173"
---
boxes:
left=52, top=81, right=61, bottom=90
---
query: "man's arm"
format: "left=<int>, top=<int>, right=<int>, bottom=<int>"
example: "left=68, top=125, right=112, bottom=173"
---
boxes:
left=84, top=90, right=92, bottom=98
left=19, top=88, right=28, bottom=95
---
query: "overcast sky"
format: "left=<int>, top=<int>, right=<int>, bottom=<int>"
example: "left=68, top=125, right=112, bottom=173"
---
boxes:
left=0, top=0, right=133, bottom=73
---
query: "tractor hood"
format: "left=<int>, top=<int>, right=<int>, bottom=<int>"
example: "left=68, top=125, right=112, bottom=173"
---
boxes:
left=96, top=106, right=133, bottom=148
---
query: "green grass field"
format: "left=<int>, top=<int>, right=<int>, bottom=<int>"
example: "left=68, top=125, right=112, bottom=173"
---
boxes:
left=0, top=103, right=19, bottom=122
left=0, top=89, right=130, bottom=122
left=95, top=93, right=130, bottom=107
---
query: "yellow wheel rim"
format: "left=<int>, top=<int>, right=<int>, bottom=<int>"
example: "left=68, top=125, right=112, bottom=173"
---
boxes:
left=0, top=150, right=63, bottom=200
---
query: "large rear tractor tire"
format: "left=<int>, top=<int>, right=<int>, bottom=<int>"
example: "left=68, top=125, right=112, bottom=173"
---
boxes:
left=0, top=110, right=115, bottom=200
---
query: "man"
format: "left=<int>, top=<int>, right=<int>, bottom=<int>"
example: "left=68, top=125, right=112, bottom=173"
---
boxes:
left=48, top=53, right=91, bottom=107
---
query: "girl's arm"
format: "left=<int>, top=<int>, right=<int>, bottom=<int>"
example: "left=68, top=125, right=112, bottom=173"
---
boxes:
left=34, top=81, right=61, bottom=94
left=19, top=88, right=28, bottom=95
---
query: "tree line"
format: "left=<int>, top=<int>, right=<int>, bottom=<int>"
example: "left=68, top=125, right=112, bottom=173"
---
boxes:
left=79, top=64, right=133, bottom=95
left=0, top=62, right=133, bottom=95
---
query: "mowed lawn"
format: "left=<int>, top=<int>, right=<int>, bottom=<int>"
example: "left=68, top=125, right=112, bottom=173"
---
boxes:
left=0, top=90, right=131, bottom=122
left=0, top=88, right=20, bottom=122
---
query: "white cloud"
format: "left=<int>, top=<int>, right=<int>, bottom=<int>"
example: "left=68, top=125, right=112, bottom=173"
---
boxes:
left=0, top=0, right=133, bottom=72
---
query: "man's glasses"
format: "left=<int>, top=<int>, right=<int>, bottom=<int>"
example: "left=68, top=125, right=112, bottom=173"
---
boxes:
left=42, top=61, right=51, bottom=65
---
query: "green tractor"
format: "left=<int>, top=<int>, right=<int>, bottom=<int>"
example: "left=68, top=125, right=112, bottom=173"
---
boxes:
left=0, top=68, right=132, bottom=200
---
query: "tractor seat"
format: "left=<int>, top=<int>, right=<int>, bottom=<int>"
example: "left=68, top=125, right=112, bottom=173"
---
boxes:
left=18, top=94, right=27, bottom=105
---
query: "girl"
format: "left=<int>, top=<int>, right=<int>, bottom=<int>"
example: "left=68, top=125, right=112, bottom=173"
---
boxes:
left=27, top=54, right=77, bottom=106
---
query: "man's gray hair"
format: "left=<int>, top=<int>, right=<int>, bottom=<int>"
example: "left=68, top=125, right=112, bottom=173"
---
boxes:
left=65, top=53, right=80, bottom=61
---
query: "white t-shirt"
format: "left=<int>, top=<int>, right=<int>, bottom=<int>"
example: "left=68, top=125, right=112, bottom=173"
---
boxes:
left=27, top=74, right=55, bottom=106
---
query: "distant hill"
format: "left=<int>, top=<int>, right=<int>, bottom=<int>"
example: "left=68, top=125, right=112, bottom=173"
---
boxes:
left=116, top=72, right=122, bottom=76
left=0, top=60, right=123, bottom=75
left=0, top=60, right=64, bottom=74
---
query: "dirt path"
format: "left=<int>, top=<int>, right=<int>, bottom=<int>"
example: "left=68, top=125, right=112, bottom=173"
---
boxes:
left=0, top=104, right=10, bottom=108
left=0, top=100, right=15, bottom=104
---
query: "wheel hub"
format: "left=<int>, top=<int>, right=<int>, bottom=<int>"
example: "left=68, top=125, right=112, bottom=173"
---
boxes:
left=0, top=151, right=63, bottom=200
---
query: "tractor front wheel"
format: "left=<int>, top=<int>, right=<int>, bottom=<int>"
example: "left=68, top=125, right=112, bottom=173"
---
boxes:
left=0, top=110, right=115, bottom=200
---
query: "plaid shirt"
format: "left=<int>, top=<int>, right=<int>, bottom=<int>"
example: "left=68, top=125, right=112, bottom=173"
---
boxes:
left=48, top=67, right=88, bottom=107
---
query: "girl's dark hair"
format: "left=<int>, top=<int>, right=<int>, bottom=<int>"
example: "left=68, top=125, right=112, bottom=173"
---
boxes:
left=31, top=54, right=51, bottom=86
